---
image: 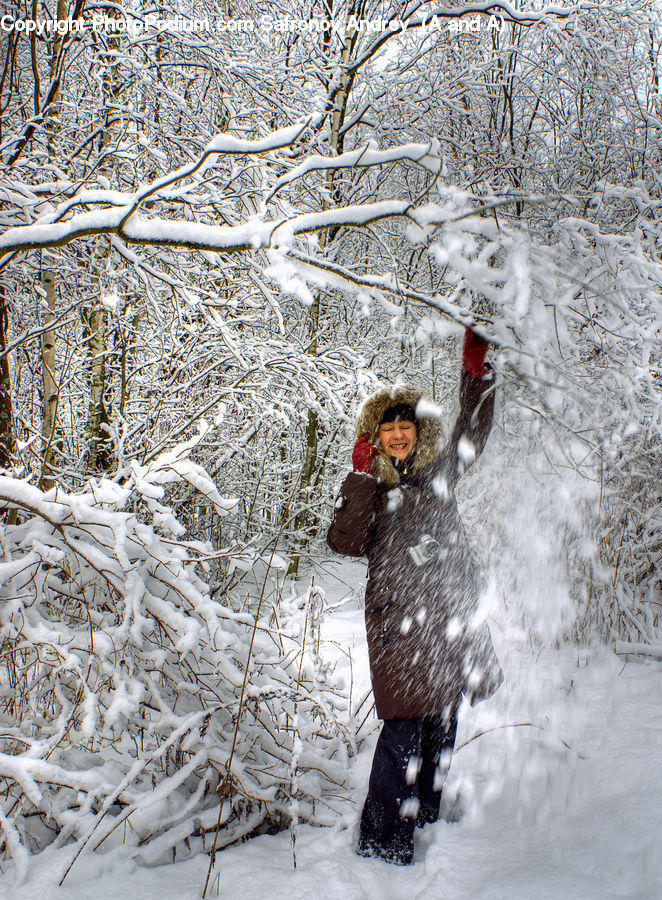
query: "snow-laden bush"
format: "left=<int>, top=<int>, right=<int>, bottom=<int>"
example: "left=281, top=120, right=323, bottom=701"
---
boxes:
left=0, top=432, right=352, bottom=883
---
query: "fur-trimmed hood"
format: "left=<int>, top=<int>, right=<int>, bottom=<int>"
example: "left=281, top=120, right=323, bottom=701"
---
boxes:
left=355, top=384, right=444, bottom=487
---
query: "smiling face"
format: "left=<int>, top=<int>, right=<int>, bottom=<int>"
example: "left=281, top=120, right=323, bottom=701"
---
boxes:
left=377, top=419, right=417, bottom=462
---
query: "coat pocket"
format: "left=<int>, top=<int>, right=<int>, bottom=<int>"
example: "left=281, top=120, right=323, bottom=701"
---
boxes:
left=380, top=614, right=390, bottom=650
left=374, top=589, right=390, bottom=649
left=369, top=594, right=390, bottom=651
left=372, top=604, right=389, bottom=650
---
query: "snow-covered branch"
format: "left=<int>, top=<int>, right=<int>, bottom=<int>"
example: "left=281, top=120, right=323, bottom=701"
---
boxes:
left=0, top=200, right=418, bottom=257
left=347, top=2, right=599, bottom=76
left=0, top=436, right=353, bottom=872
left=0, top=122, right=448, bottom=260
left=268, top=140, right=440, bottom=198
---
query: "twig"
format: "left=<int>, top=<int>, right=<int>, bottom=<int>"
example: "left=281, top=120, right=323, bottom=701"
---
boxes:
left=202, top=472, right=301, bottom=898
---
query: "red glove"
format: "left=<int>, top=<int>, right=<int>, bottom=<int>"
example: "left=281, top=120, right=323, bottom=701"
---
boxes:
left=462, top=327, right=489, bottom=377
left=352, top=433, right=377, bottom=474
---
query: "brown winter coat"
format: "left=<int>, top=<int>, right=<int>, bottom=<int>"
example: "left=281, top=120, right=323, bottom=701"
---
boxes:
left=327, top=369, right=502, bottom=719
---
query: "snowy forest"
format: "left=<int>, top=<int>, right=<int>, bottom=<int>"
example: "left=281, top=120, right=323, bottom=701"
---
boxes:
left=0, top=0, right=660, bottom=896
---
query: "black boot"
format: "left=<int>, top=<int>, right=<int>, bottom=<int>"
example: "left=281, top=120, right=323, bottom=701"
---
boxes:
left=357, top=718, right=420, bottom=865
left=415, top=714, right=457, bottom=828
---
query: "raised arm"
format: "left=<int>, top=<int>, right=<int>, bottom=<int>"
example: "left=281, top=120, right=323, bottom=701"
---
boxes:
left=441, top=328, right=495, bottom=486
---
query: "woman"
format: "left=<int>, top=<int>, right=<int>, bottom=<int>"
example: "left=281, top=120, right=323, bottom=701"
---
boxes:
left=327, top=327, right=502, bottom=865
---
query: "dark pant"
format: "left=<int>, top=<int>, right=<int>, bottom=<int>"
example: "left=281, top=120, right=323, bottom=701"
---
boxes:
left=357, top=714, right=458, bottom=864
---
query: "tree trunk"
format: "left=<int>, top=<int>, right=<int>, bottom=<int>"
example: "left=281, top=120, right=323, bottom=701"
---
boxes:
left=40, top=270, right=60, bottom=490
left=84, top=305, right=112, bottom=472
left=37, top=0, right=67, bottom=490
left=0, top=282, right=14, bottom=471
left=287, top=14, right=359, bottom=576
left=287, top=301, right=320, bottom=576
left=84, top=14, right=123, bottom=475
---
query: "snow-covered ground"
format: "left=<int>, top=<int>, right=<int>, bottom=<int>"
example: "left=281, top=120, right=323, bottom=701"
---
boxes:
left=2, top=560, right=660, bottom=900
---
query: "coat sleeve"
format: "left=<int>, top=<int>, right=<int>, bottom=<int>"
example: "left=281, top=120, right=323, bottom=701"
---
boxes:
left=326, top=471, right=378, bottom=557
left=440, top=366, right=495, bottom=487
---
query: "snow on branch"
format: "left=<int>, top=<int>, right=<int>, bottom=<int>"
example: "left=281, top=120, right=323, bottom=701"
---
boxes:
left=282, top=247, right=492, bottom=326
left=0, top=199, right=416, bottom=257
left=268, top=139, right=441, bottom=198
left=347, top=2, right=598, bottom=75
left=614, top=642, right=662, bottom=660
left=0, top=124, right=445, bottom=261
left=0, top=433, right=353, bottom=877
left=403, top=1, right=598, bottom=26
